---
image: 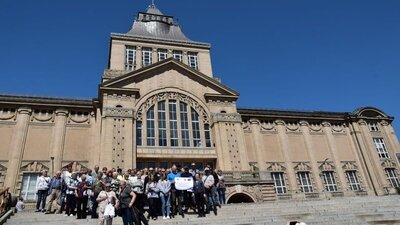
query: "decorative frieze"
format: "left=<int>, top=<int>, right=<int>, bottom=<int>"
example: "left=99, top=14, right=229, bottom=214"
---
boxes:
left=342, top=161, right=358, bottom=171
left=381, top=159, right=398, bottom=169
left=104, top=107, right=134, bottom=118
left=0, top=108, right=17, bottom=121
left=293, top=162, right=312, bottom=171
left=20, top=161, right=49, bottom=172
left=212, top=113, right=242, bottom=123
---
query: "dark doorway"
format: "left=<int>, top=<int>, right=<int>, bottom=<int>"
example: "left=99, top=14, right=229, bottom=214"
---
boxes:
left=227, top=193, right=255, bottom=204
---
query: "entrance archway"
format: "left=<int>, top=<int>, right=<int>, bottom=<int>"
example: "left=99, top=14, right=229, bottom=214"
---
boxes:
left=227, top=193, right=255, bottom=204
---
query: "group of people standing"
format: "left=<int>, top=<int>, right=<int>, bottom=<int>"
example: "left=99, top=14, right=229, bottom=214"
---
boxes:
left=34, top=162, right=226, bottom=225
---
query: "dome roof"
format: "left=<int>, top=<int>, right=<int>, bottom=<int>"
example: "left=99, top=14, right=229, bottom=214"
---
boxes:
left=124, top=4, right=198, bottom=43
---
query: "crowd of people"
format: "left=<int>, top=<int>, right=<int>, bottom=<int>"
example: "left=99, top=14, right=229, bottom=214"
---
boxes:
left=34, top=162, right=226, bottom=225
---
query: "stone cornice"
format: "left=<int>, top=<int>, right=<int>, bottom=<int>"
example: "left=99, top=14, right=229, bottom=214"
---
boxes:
left=212, top=113, right=242, bottom=123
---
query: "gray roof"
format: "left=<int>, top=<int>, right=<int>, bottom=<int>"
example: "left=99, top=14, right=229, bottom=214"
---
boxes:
left=124, top=4, right=202, bottom=44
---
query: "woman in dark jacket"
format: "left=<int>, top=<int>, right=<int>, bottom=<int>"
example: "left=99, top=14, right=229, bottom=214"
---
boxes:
left=117, top=180, right=136, bottom=225
left=193, top=173, right=206, bottom=217
left=75, top=174, right=91, bottom=219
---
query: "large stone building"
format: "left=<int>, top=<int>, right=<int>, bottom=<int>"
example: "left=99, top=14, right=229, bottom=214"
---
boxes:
left=0, top=4, right=399, bottom=203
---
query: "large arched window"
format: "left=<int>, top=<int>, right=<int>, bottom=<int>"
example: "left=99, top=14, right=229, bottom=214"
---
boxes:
left=136, top=93, right=212, bottom=148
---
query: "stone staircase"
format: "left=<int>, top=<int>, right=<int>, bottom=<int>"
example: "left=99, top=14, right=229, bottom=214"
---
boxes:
left=4, top=195, right=400, bottom=225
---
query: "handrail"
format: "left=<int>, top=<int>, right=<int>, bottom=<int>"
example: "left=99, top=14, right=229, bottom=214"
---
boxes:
left=0, top=187, right=10, bottom=216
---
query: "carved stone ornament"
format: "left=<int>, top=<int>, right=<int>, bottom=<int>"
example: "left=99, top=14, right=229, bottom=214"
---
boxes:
left=31, top=110, right=55, bottom=123
left=242, top=121, right=251, bottom=131
left=294, top=162, right=312, bottom=171
left=136, top=92, right=209, bottom=123
left=319, top=161, right=335, bottom=171
left=380, top=120, right=389, bottom=127
left=20, top=161, right=49, bottom=172
left=68, top=112, right=91, bottom=124
left=266, top=162, right=286, bottom=172
left=285, top=122, right=300, bottom=133
left=225, top=185, right=260, bottom=202
left=381, top=159, right=398, bottom=169
left=0, top=109, right=17, bottom=121
left=212, top=113, right=242, bottom=123
left=342, top=161, right=358, bottom=171
left=260, top=120, right=276, bottom=132
left=331, top=123, right=346, bottom=134
left=0, top=164, right=6, bottom=172
left=308, top=122, right=324, bottom=134
left=62, top=162, right=89, bottom=172
left=104, top=107, right=134, bottom=118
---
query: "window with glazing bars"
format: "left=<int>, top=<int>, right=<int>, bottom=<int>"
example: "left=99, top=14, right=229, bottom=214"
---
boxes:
left=142, top=47, right=152, bottom=66
left=272, top=172, right=287, bottom=194
left=169, top=100, right=179, bottom=147
left=136, top=121, right=142, bottom=146
left=386, top=168, right=400, bottom=188
left=373, top=138, right=390, bottom=159
left=20, top=173, right=40, bottom=202
left=146, top=106, right=155, bottom=146
left=322, top=171, right=338, bottom=192
left=158, top=49, right=168, bottom=62
left=180, top=102, right=190, bottom=147
left=125, top=46, right=136, bottom=71
left=191, top=109, right=201, bottom=147
left=173, top=50, right=183, bottom=62
left=158, top=101, right=167, bottom=146
left=346, top=171, right=361, bottom=191
left=188, top=52, right=198, bottom=70
left=298, top=172, right=313, bottom=193
left=368, top=123, right=379, bottom=132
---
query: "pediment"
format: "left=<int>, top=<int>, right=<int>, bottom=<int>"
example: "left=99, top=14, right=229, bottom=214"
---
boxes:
left=101, top=58, right=239, bottom=98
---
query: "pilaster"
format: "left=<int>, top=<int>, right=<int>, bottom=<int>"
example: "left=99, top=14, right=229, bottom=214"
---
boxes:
left=299, top=121, right=324, bottom=192
left=5, top=107, right=31, bottom=193
left=321, top=122, right=348, bottom=192
left=275, top=120, right=297, bottom=193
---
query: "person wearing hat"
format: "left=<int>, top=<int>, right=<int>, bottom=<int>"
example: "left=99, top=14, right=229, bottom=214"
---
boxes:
left=97, top=183, right=118, bottom=225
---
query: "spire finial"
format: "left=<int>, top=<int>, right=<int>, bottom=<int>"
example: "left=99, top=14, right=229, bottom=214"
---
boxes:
left=151, top=0, right=155, bottom=6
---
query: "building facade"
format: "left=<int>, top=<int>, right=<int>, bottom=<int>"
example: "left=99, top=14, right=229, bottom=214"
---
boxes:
left=0, top=4, right=399, bottom=203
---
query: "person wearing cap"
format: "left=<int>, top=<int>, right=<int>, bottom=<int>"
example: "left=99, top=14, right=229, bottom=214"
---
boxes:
left=97, top=183, right=118, bottom=225
left=189, top=163, right=198, bottom=177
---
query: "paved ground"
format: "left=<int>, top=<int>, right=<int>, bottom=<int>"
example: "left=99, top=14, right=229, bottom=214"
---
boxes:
left=4, top=195, right=400, bottom=225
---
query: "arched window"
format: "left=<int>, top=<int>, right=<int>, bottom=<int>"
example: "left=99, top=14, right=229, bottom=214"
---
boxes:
left=136, top=93, right=212, bottom=148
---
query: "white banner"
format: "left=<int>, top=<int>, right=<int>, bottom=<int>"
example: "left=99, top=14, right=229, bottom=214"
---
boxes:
left=175, top=177, right=194, bottom=191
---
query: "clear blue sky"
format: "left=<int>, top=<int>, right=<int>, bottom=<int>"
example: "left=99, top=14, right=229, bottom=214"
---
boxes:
left=0, top=0, right=399, bottom=133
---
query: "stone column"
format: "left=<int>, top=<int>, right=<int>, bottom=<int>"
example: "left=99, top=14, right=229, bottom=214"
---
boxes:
left=299, top=121, right=324, bottom=192
left=5, top=107, right=31, bottom=193
left=275, top=120, right=297, bottom=193
left=136, top=46, right=142, bottom=69
left=49, top=110, right=68, bottom=175
left=322, top=122, right=351, bottom=192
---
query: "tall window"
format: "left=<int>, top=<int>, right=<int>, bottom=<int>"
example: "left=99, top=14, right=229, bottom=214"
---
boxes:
left=158, top=49, right=168, bottom=62
left=136, top=121, right=142, bottom=146
left=346, top=171, right=361, bottom=191
left=368, top=123, right=379, bottom=132
left=298, top=172, right=313, bottom=193
left=322, top=171, right=338, bottom=192
left=386, top=168, right=400, bottom=188
left=272, top=172, right=287, bottom=194
left=158, top=101, right=167, bottom=146
left=20, top=173, right=40, bottom=202
left=173, top=50, right=183, bottom=62
left=169, top=101, right=179, bottom=147
left=188, top=52, right=198, bottom=70
left=180, top=102, right=190, bottom=147
left=373, top=138, right=390, bottom=159
left=125, top=46, right=136, bottom=71
left=146, top=106, right=155, bottom=146
left=140, top=96, right=211, bottom=148
left=142, top=47, right=152, bottom=66
left=204, top=124, right=211, bottom=147
left=191, top=110, right=201, bottom=147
